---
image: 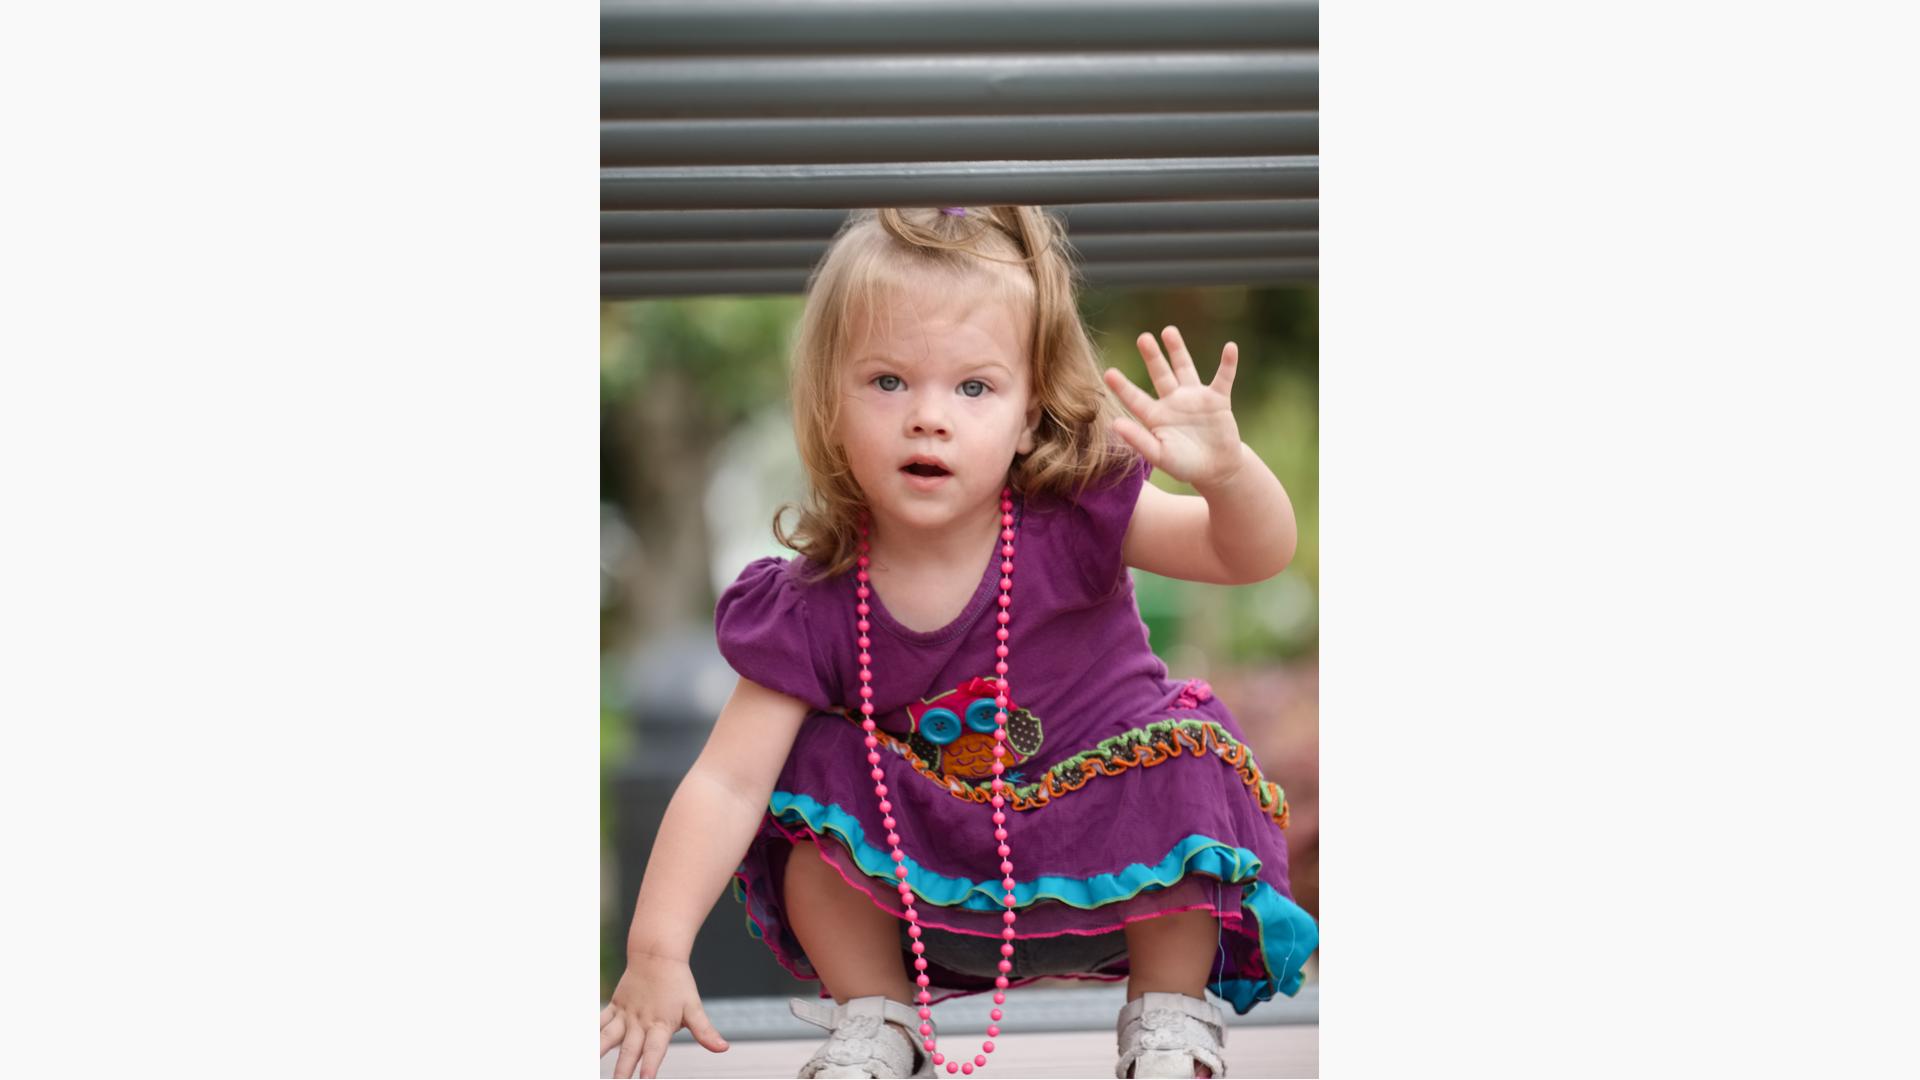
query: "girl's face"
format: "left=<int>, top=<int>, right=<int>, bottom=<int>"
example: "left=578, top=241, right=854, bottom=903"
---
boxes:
left=835, top=279, right=1038, bottom=538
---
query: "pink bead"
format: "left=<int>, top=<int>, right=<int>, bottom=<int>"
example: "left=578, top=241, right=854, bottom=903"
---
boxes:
left=904, top=906, right=918, bottom=920
left=987, top=1024, right=1001, bottom=1037
left=1001, top=544, right=1013, bottom=556
left=996, top=612, right=1009, bottom=625
left=992, top=812, right=1005, bottom=825
left=857, top=602, right=870, bottom=615
left=895, top=866, right=909, bottom=879
left=860, top=686, right=873, bottom=698
left=925, top=1039, right=937, bottom=1052
left=883, top=816, right=896, bottom=829
left=949, top=1064, right=961, bottom=1075
left=892, top=851, right=905, bottom=863
left=858, top=636, right=870, bottom=648
left=908, top=925, right=921, bottom=938
left=1002, top=911, right=1015, bottom=924
left=871, top=768, right=884, bottom=781
left=997, top=844, right=1010, bottom=856
left=919, top=1007, right=932, bottom=1020
left=860, top=703, right=874, bottom=715
left=993, top=992, right=1005, bottom=1005
left=1003, top=876, right=1016, bottom=890
left=865, top=736, right=879, bottom=748
left=1003, top=927, right=1015, bottom=939
left=995, top=976, right=1009, bottom=988
left=962, top=1064, right=973, bottom=1075
left=857, top=586, right=870, bottom=598
left=920, top=1023, right=933, bottom=1036
left=983, top=1041, right=995, bottom=1053
left=879, top=800, right=891, bottom=812
left=976, top=1054, right=988, bottom=1068
left=859, top=652, right=871, bottom=664
left=1001, top=513, right=1013, bottom=526
left=914, top=957, right=927, bottom=970
left=995, top=662, right=1007, bottom=675
left=1001, top=528, right=1014, bottom=540
left=911, top=941, right=925, bottom=955
left=898, top=883, right=912, bottom=897
left=1001, top=560, right=1012, bottom=573
left=999, top=576, right=1011, bottom=589
left=1000, top=944, right=1015, bottom=957
left=990, top=795, right=1003, bottom=808
left=868, top=752, right=881, bottom=765
left=887, top=832, right=900, bottom=845
left=994, top=828, right=1007, bottom=840
left=857, top=569, right=868, bottom=581
left=991, top=763, right=1004, bottom=775
left=994, top=694, right=1008, bottom=706
left=931, top=1052, right=945, bottom=1066
left=990, top=1009, right=1002, bottom=1022
left=995, top=628, right=1008, bottom=641
left=875, top=784, right=888, bottom=796
left=995, top=645, right=1008, bottom=658
left=918, top=974, right=931, bottom=987
left=858, top=619, right=869, bottom=632
left=997, top=595, right=1010, bottom=608
left=997, top=960, right=1011, bottom=973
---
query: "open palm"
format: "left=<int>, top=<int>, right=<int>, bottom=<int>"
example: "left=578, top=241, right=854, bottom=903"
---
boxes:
left=1103, top=325, right=1243, bottom=489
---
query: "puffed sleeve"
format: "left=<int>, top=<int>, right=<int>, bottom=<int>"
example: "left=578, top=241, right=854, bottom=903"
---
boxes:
left=714, top=557, right=840, bottom=712
left=1071, top=453, right=1152, bottom=598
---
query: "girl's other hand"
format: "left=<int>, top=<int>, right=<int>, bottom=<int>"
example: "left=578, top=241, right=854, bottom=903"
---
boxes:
left=1103, top=325, right=1245, bottom=491
left=600, top=954, right=730, bottom=1079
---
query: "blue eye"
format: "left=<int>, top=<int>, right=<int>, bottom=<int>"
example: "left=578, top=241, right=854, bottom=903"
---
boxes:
left=959, top=380, right=988, bottom=398
left=918, top=707, right=961, bottom=745
left=875, top=374, right=903, bottom=392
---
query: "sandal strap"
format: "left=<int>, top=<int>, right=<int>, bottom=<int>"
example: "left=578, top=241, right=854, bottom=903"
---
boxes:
left=789, top=995, right=926, bottom=1035
left=1115, top=992, right=1228, bottom=1079
left=790, top=996, right=932, bottom=1079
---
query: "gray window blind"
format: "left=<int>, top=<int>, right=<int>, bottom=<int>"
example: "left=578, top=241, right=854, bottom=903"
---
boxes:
left=601, top=0, right=1318, bottom=297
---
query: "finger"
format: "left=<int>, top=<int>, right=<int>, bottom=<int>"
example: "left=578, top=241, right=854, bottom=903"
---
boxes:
left=602, top=1003, right=615, bottom=1027
left=686, top=1003, right=731, bottom=1054
left=1211, top=341, right=1238, bottom=399
left=637, top=1024, right=671, bottom=1080
left=1134, top=331, right=1178, bottom=398
left=1103, top=367, right=1158, bottom=421
left=600, top=1013, right=626, bottom=1057
left=1111, top=416, right=1163, bottom=469
left=1161, top=325, right=1202, bottom=387
left=614, top=1024, right=645, bottom=1080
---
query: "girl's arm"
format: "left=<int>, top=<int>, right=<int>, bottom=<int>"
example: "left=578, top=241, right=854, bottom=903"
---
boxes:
left=603, top=675, right=811, bottom=1079
left=1104, top=325, right=1299, bottom=584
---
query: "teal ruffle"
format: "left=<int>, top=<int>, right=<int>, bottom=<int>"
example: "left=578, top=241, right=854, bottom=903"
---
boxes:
left=762, top=791, right=1317, bottom=1013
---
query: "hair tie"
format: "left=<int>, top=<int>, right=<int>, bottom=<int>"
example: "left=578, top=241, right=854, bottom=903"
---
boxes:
left=939, top=207, right=967, bottom=217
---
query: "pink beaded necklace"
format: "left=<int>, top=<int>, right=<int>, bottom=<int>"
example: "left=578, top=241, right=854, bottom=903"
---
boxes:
left=854, top=486, right=1018, bottom=1076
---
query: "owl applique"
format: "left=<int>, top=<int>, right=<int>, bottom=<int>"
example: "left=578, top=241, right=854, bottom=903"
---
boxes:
left=901, top=676, right=1045, bottom=782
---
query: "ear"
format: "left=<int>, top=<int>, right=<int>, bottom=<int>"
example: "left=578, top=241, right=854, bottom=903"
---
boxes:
left=1016, top=404, right=1041, bottom=455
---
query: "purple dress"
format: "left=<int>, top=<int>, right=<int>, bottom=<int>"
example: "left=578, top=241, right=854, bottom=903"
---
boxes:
left=716, top=455, right=1317, bottom=1014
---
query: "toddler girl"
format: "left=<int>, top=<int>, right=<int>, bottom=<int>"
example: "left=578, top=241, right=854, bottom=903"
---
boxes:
left=601, top=206, right=1317, bottom=1080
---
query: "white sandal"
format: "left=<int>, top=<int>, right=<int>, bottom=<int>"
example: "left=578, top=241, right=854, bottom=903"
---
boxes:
left=790, top=995, right=935, bottom=1079
left=1114, top=992, right=1229, bottom=1078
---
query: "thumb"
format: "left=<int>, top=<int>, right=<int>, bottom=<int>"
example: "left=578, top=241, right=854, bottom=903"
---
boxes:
left=1111, top=416, right=1162, bottom=469
left=687, top=1002, right=730, bottom=1053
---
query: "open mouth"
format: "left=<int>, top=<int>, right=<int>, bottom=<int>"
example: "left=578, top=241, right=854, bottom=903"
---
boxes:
left=901, top=462, right=951, bottom=478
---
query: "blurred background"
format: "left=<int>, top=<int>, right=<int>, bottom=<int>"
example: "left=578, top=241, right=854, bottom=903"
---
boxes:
left=600, top=282, right=1318, bottom=1003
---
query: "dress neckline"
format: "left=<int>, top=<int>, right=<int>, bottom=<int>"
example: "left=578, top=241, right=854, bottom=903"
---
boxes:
left=861, top=497, right=1024, bottom=646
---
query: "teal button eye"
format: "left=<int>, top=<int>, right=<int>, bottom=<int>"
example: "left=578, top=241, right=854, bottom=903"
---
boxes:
left=918, top=707, right=961, bottom=745
left=964, top=697, right=1001, bottom=733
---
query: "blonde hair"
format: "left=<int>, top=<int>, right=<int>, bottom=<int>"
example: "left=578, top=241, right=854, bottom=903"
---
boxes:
left=774, top=206, right=1134, bottom=581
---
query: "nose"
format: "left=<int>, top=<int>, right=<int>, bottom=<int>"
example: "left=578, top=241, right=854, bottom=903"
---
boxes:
left=905, top=392, right=951, bottom=438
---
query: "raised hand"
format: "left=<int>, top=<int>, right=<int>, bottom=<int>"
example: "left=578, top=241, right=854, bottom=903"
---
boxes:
left=601, top=955, right=730, bottom=1079
left=1102, top=325, right=1244, bottom=490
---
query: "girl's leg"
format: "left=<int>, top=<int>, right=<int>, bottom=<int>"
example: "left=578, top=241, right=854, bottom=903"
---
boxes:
left=784, top=839, right=917, bottom=1006
left=1123, top=907, right=1219, bottom=1000
left=1123, top=909, right=1221, bottom=1078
